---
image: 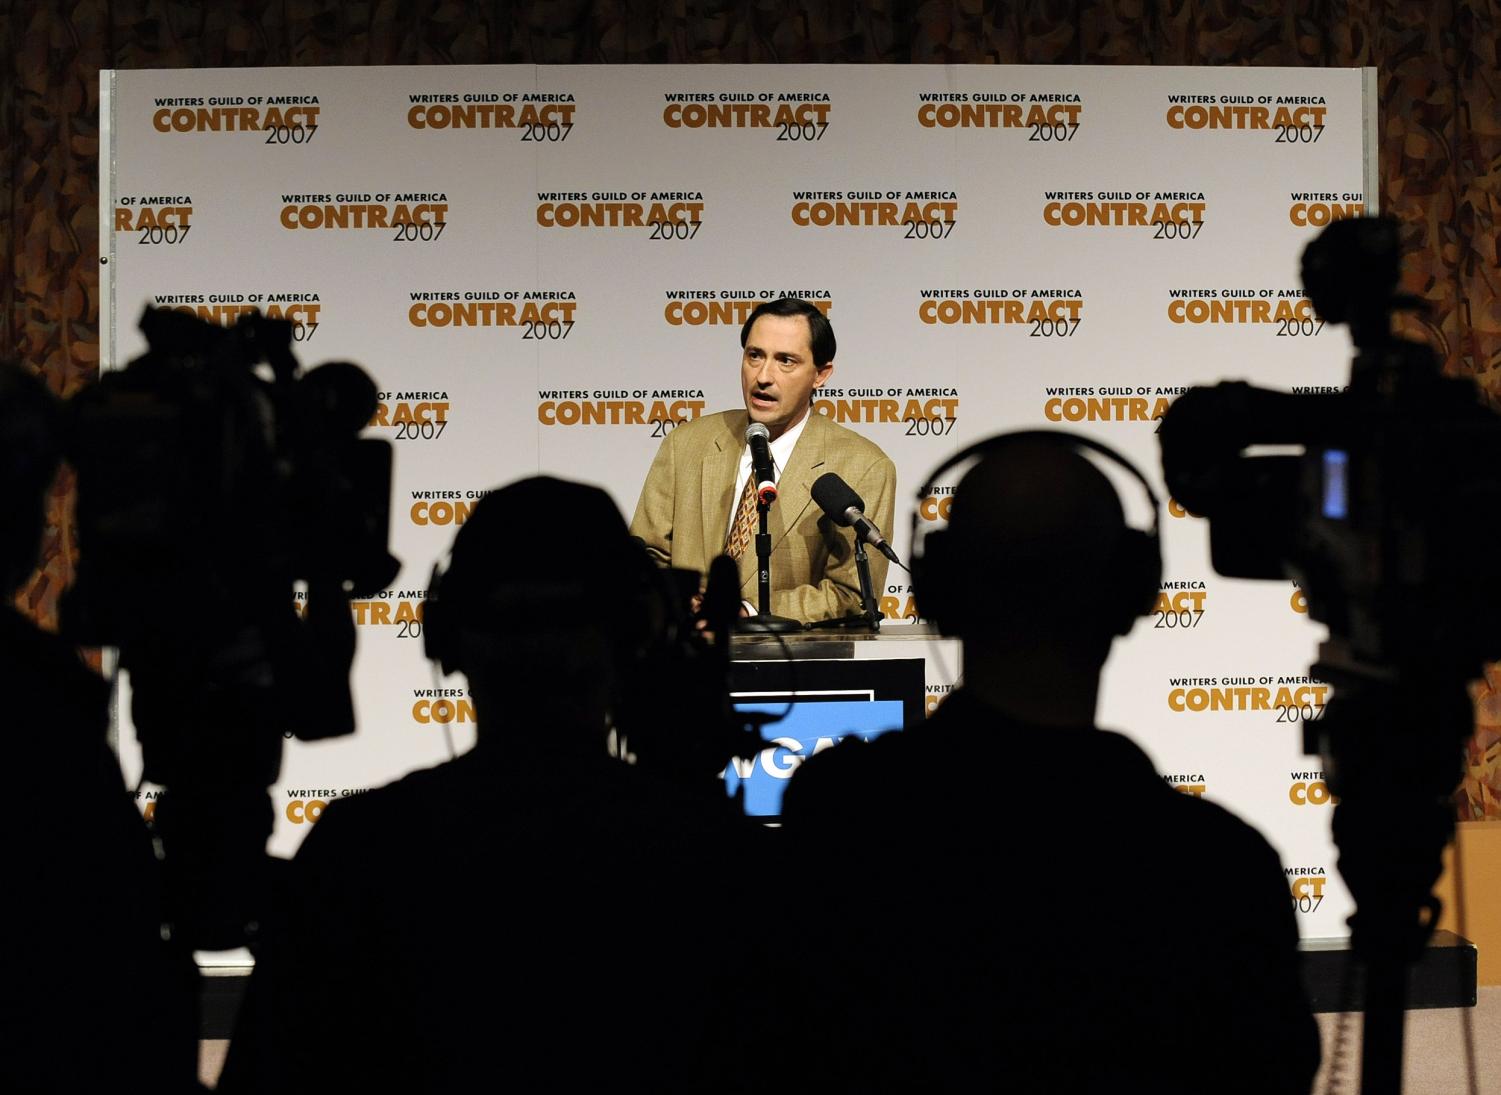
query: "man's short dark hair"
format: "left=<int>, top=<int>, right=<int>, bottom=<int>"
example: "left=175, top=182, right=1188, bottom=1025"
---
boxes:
left=740, top=297, right=836, bottom=368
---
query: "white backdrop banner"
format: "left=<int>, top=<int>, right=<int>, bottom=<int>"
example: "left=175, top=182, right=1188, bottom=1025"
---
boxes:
left=101, top=63, right=1374, bottom=937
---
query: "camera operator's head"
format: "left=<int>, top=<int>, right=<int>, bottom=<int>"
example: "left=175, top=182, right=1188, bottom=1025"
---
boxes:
left=0, top=362, right=63, bottom=598
left=424, top=476, right=661, bottom=745
left=913, top=433, right=1160, bottom=723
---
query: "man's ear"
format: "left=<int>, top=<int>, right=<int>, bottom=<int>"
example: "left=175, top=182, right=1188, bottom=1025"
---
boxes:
left=814, top=360, right=834, bottom=389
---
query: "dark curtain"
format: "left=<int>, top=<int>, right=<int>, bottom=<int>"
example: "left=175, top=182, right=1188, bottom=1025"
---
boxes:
left=5, top=0, right=1497, bottom=810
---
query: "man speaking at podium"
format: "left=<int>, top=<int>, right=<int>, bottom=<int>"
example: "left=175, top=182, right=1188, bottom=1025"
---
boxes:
left=630, top=297, right=896, bottom=624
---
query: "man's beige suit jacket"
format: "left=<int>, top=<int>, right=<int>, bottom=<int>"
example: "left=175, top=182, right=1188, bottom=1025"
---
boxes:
left=630, top=409, right=896, bottom=623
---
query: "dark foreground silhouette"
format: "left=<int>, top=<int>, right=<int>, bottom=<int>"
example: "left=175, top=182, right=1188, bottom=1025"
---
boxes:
left=778, top=436, right=1321, bottom=1094
left=2, top=361, right=199, bottom=1094
left=219, top=478, right=755, bottom=1094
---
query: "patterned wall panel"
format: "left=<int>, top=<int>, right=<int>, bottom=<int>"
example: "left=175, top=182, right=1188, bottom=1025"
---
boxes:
left=5, top=0, right=1497, bottom=812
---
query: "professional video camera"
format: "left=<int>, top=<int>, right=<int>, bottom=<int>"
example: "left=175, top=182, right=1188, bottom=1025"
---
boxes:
left=62, top=305, right=399, bottom=949
left=1158, top=216, right=1501, bottom=1088
left=595, top=553, right=775, bottom=796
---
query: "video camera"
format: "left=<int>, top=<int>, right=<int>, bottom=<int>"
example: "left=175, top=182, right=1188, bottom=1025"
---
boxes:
left=612, top=554, right=780, bottom=792
left=1158, top=215, right=1501, bottom=1086
left=62, top=305, right=398, bottom=949
left=1159, top=216, right=1501, bottom=676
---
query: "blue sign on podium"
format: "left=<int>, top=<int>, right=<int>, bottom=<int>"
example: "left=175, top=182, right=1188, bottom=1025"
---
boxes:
left=724, top=699, right=905, bottom=816
left=722, top=655, right=927, bottom=817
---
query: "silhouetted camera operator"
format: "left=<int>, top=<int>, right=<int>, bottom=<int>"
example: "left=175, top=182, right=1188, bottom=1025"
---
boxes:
left=1, top=361, right=199, bottom=1093
left=780, top=433, right=1320, bottom=1093
left=219, top=476, right=754, bottom=1094
left=1157, top=214, right=1501, bottom=1093
left=62, top=307, right=397, bottom=953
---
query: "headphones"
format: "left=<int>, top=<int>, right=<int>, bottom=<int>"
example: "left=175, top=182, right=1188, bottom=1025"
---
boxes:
left=423, top=541, right=673, bottom=680
left=418, top=477, right=679, bottom=679
left=909, top=430, right=1163, bottom=638
left=420, top=494, right=740, bottom=778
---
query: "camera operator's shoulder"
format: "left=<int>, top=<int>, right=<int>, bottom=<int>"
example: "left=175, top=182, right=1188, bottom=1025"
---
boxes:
left=291, top=759, right=465, bottom=865
left=1090, top=729, right=1281, bottom=853
left=1163, top=785, right=1289, bottom=887
left=1, top=608, right=109, bottom=750
left=783, top=728, right=909, bottom=823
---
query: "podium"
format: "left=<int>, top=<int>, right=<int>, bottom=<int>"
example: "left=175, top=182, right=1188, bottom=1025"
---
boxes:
left=725, top=628, right=943, bottom=816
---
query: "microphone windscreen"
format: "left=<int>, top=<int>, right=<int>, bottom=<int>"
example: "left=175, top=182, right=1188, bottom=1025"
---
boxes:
left=745, top=421, right=770, bottom=444
left=702, top=554, right=742, bottom=628
left=812, top=472, right=864, bottom=527
left=296, top=360, right=380, bottom=436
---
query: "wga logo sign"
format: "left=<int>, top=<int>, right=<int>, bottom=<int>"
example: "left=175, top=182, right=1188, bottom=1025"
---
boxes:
left=723, top=700, right=903, bottom=815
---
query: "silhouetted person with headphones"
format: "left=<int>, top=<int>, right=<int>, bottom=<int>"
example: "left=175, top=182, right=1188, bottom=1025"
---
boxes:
left=219, top=476, right=752, bottom=1094
left=1, top=362, right=200, bottom=1093
left=779, top=433, right=1319, bottom=1093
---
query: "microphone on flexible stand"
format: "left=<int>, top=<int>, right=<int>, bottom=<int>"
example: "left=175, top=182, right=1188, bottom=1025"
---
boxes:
left=810, top=472, right=897, bottom=631
left=811, top=473, right=902, bottom=566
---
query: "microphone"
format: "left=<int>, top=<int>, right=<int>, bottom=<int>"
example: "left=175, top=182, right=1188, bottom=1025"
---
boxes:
left=811, top=473, right=900, bottom=565
left=745, top=422, right=778, bottom=504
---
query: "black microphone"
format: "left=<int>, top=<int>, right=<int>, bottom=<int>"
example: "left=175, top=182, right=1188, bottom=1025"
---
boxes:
left=745, top=422, right=777, bottom=504
left=811, top=472, right=900, bottom=565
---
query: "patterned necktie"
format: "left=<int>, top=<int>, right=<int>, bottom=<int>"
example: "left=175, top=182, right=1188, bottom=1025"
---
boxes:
left=724, top=472, right=758, bottom=559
